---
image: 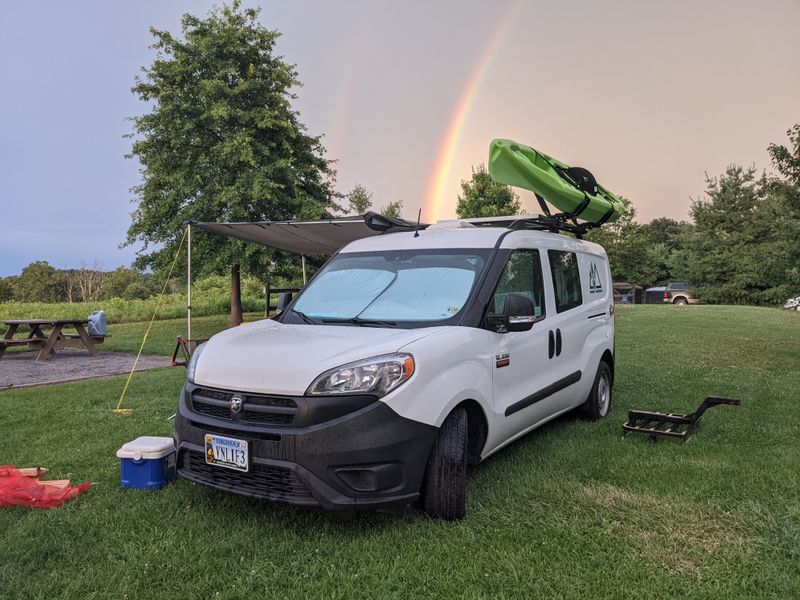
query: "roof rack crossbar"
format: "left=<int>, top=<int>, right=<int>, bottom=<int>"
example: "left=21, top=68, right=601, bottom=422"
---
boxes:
left=503, top=213, right=606, bottom=239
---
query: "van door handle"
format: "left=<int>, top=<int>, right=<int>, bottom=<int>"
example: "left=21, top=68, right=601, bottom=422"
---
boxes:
left=556, top=329, right=562, bottom=356
left=548, top=330, right=555, bottom=359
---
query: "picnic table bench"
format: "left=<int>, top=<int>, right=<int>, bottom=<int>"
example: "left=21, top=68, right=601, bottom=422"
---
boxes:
left=0, top=319, right=106, bottom=361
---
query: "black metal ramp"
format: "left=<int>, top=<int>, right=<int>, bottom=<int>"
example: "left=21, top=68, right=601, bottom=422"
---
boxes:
left=623, top=396, right=740, bottom=440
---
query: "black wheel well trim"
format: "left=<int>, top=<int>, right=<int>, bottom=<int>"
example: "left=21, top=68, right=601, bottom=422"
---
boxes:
left=451, top=399, right=488, bottom=465
left=600, top=349, right=614, bottom=384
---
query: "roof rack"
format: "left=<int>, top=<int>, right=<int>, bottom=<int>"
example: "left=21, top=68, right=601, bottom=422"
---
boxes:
left=464, top=193, right=612, bottom=239
left=505, top=215, right=600, bottom=239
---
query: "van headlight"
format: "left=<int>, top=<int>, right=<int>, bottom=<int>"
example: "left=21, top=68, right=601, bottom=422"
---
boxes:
left=307, top=353, right=415, bottom=397
left=186, top=342, right=206, bottom=383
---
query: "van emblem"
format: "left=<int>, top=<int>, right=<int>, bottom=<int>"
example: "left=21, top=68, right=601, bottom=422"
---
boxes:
left=230, top=396, right=243, bottom=414
left=495, top=353, right=510, bottom=368
left=589, top=262, right=603, bottom=294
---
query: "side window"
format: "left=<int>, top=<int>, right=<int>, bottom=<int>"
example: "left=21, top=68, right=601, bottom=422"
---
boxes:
left=490, top=250, right=545, bottom=319
left=548, top=250, right=582, bottom=313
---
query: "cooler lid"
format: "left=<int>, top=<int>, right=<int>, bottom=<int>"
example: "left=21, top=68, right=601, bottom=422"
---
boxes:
left=116, top=436, right=175, bottom=460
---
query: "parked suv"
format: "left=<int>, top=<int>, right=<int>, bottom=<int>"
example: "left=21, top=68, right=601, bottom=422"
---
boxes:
left=174, top=219, right=616, bottom=519
left=663, top=281, right=696, bottom=305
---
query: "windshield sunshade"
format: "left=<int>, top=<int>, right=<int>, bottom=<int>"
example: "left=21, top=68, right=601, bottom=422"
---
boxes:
left=293, top=251, right=488, bottom=324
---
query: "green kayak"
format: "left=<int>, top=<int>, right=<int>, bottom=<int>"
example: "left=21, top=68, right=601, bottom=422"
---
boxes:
left=488, top=139, right=625, bottom=223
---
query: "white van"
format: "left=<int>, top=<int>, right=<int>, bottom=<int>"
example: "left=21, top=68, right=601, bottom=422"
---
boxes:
left=175, top=218, right=615, bottom=519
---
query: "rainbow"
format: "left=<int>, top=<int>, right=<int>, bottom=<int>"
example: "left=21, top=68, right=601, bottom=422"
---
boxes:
left=422, top=3, right=519, bottom=223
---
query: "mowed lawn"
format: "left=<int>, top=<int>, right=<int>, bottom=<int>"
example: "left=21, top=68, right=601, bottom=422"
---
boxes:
left=0, top=306, right=798, bottom=599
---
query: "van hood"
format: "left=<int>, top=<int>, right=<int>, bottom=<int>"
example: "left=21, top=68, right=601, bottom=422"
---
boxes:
left=192, top=319, right=444, bottom=395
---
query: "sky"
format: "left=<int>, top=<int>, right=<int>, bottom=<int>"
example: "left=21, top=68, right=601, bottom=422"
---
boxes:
left=1, top=0, right=798, bottom=276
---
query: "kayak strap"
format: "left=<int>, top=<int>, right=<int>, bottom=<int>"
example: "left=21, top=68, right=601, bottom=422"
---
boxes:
left=545, top=161, right=596, bottom=221
left=593, top=206, right=615, bottom=227
left=534, top=194, right=552, bottom=217
left=570, top=194, right=592, bottom=219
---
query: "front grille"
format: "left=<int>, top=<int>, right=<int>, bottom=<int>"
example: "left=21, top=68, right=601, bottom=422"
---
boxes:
left=249, top=396, right=296, bottom=409
left=198, top=388, right=231, bottom=402
left=193, top=402, right=230, bottom=419
left=179, top=451, right=313, bottom=501
left=191, top=387, right=298, bottom=427
left=241, top=410, right=293, bottom=425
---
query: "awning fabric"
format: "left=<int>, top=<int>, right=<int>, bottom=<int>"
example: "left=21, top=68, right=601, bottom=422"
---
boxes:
left=188, top=212, right=424, bottom=255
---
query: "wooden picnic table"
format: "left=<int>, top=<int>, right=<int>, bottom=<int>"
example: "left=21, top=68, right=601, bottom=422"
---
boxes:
left=0, top=319, right=104, bottom=361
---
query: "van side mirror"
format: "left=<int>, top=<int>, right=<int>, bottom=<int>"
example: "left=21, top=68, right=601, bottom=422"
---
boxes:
left=504, top=293, right=537, bottom=332
left=275, top=292, right=293, bottom=314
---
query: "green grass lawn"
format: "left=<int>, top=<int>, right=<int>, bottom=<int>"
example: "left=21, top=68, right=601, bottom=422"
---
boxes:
left=1, top=306, right=798, bottom=598
left=102, top=312, right=265, bottom=356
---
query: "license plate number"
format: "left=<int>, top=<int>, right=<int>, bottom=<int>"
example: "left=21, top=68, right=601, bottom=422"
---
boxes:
left=205, top=434, right=248, bottom=472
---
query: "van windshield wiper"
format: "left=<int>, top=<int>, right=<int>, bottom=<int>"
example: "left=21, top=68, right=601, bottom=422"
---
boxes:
left=320, top=317, right=397, bottom=328
left=290, top=308, right=317, bottom=324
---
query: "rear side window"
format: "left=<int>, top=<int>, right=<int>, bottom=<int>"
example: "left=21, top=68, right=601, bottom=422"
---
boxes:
left=548, top=250, right=582, bottom=313
left=670, top=282, right=686, bottom=291
left=491, top=250, right=545, bottom=319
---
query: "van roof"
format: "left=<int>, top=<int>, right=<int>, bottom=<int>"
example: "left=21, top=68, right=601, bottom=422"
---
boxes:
left=340, top=220, right=606, bottom=256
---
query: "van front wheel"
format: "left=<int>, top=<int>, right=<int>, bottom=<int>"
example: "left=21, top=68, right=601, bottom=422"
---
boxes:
left=421, top=407, right=468, bottom=520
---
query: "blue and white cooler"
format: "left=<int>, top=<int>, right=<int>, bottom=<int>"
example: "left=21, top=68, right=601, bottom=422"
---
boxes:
left=116, top=436, right=176, bottom=490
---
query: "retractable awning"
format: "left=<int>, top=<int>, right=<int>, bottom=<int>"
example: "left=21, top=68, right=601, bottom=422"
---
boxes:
left=187, top=212, right=423, bottom=255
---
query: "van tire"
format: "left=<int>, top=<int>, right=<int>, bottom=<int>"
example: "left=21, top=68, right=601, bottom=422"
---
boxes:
left=581, top=361, right=612, bottom=420
left=421, top=407, right=468, bottom=520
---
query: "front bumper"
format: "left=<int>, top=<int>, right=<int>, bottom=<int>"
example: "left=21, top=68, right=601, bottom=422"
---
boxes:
left=174, top=384, right=437, bottom=511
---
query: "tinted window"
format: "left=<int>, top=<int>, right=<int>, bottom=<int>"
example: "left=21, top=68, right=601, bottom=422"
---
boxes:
left=490, top=250, right=545, bottom=319
left=548, top=250, right=582, bottom=313
left=670, top=282, right=686, bottom=291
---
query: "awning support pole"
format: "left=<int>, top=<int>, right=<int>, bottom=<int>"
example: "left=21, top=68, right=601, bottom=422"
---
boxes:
left=187, top=223, right=192, bottom=339
left=301, top=255, right=307, bottom=285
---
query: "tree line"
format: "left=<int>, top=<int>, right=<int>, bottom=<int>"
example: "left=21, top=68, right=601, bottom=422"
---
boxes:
left=0, top=263, right=159, bottom=304
left=588, top=125, right=799, bottom=304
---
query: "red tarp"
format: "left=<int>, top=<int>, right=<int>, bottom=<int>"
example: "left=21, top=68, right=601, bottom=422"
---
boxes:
left=0, top=466, right=90, bottom=508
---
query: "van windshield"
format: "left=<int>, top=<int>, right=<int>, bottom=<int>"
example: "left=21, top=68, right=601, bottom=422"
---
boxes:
left=289, top=250, right=489, bottom=325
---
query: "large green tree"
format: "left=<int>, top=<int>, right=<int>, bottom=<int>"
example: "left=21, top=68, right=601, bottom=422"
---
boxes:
left=765, top=124, right=800, bottom=296
left=669, top=125, right=800, bottom=305
left=671, top=166, right=788, bottom=304
left=456, top=164, right=520, bottom=219
left=125, top=2, right=337, bottom=279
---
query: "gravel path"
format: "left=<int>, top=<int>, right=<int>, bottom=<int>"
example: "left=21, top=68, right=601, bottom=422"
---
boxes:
left=0, top=350, right=171, bottom=390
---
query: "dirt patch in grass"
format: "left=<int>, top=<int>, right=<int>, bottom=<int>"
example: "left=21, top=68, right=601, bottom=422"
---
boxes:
left=579, top=483, right=754, bottom=575
left=0, top=350, right=170, bottom=390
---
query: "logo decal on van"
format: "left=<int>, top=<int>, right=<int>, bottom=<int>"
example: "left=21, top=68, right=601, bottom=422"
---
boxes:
left=495, top=353, right=510, bottom=368
left=589, top=262, right=603, bottom=294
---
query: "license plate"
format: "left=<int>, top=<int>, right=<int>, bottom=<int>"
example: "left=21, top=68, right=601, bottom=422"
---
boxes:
left=205, top=434, right=248, bottom=472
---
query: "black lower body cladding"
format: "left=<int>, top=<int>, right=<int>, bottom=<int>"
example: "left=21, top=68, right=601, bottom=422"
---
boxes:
left=174, top=384, right=437, bottom=511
